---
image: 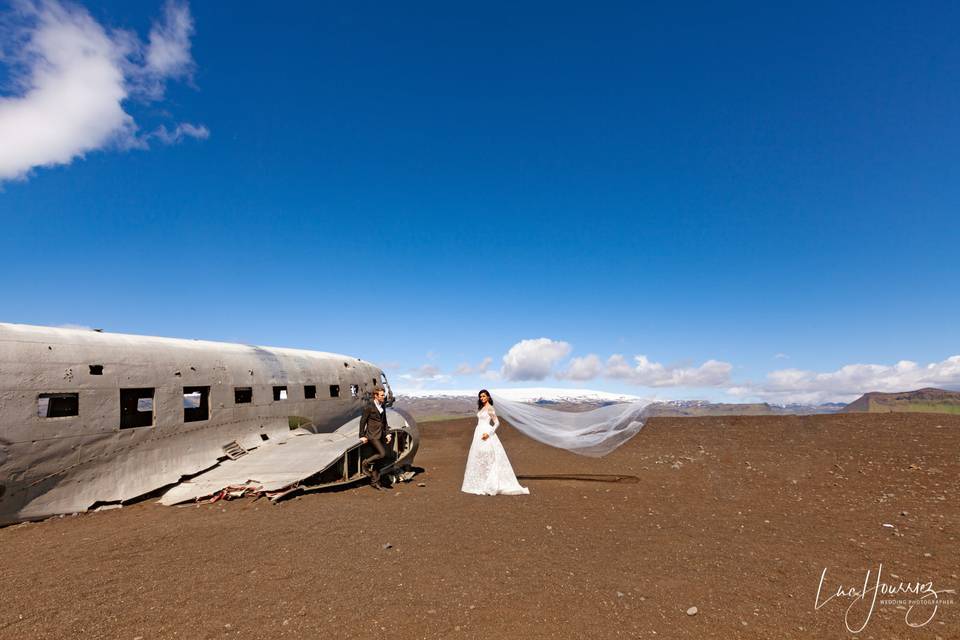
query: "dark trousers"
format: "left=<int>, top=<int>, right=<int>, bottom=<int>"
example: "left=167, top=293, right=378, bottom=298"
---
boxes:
left=362, top=438, right=387, bottom=480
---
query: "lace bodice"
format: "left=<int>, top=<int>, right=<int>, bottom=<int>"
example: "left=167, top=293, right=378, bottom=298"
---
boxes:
left=476, top=406, right=499, bottom=431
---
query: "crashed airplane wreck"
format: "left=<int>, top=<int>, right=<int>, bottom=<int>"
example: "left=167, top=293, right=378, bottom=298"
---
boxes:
left=0, top=323, right=419, bottom=525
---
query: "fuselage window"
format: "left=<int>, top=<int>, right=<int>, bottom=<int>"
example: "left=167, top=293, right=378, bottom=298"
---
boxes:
left=183, top=386, right=210, bottom=422
left=37, top=393, right=79, bottom=418
left=350, top=384, right=359, bottom=398
left=273, top=386, right=288, bottom=401
left=329, top=384, right=340, bottom=398
left=304, top=385, right=317, bottom=399
left=120, top=388, right=154, bottom=429
left=234, top=387, right=253, bottom=404
left=89, top=365, right=104, bottom=375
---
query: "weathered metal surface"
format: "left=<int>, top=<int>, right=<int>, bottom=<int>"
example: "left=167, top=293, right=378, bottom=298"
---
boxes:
left=159, top=433, right=352, bottom=503
left=0, top=322, right=414, bottom=525
left=159, top=409, right=414, bottom=504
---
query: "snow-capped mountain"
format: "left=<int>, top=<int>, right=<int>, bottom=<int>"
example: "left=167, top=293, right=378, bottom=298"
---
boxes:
left=395, top=387, right=648, bottom=404
left=393, top=388, right=843, bottom=421
left=392, top=387, right=647, bottom=421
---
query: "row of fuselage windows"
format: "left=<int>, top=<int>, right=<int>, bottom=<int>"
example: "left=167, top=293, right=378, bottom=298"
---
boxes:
left=36, top=383, right=366, bottom=429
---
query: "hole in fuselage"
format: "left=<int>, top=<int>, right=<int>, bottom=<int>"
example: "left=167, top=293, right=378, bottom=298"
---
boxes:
left=38, top=393, right=79, bottom=418
left=120, top=389, right=154, bottom=429
left=183, top=387, right=210, bottom=422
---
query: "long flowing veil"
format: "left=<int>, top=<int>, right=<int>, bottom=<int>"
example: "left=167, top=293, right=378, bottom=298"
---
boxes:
left=489, top=393, right=651, bottom=457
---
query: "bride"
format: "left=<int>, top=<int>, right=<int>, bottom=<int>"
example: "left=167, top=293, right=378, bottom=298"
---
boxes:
left=461, top=389, right=529, bottom=495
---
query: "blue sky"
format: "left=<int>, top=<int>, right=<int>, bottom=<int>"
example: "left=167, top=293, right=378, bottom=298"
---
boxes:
left=1, top=0, right=959, bottom=403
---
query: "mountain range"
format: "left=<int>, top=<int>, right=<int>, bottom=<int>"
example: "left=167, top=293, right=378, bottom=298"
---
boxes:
left=840, top=387, right=960, bottom=414
left=394, top=387, right=960, bottom=421
left=392, top=388, right=842, bottom=421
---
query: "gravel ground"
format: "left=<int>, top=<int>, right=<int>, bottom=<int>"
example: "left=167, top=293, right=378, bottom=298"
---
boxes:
left=1, top=412, right=957, bottom=639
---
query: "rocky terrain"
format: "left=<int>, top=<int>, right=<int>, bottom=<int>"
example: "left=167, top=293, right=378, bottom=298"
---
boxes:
left=1, top=412, right=957, bottom=639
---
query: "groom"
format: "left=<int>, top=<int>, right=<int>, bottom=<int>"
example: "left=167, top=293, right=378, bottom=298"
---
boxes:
left=359, top=387, right=392, bottom=488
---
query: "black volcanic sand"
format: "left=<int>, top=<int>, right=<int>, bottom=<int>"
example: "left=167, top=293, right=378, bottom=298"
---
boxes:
left=1, top=414, right=958, bottom=639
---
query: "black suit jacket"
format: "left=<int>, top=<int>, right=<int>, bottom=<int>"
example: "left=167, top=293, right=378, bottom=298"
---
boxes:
left=359, top=402, right=388, bottom=441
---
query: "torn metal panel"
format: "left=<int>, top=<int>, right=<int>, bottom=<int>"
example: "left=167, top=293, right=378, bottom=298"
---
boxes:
left=159, top=432, right=354, bottom=504
left=160, top=410, right=417, bottom=504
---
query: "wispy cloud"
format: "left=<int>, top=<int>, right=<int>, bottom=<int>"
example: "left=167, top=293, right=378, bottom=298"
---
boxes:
left=556, top=354, right=603, bottom=381
left=0, top=0, right=205, bottom=182
left=499, top=338, right=732, bottom=388
left=398, top=363, right=452, bottom=388
left=728, top=356, right=960, bottom=404
left=605, top=354, right=733, bottom=387
left=455, top=356, right=493, bottom=376
left=145, top=0, right=194, bottom=80
left=395, top=334, right=960, bottom=403
left=557, top=353, right=732, bottom=387
left=148, top=122, right=210, bottom=145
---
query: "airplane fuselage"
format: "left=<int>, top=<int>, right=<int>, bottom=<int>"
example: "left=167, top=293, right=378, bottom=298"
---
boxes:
left=0, top=323, right=398, bottom=524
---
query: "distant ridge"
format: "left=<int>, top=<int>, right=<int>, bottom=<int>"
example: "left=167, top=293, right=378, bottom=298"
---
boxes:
left=841, top=388, right=960, bottom=415
left=394, top=389, right=842, bottom=422
left=393, top=388, right=647, bottom=421
left=642, top=400, right=842, bottom=418
left=396, top=388, right=645, bottom=403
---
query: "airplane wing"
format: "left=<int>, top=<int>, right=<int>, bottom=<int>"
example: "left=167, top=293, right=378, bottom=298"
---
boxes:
left=159, top=408, right=418, bottom=505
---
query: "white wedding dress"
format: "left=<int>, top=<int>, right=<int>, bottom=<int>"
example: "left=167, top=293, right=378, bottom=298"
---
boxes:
left=461, top=405, right=529, bottom=496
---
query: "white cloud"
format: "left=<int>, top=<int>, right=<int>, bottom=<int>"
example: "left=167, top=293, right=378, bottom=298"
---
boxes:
left=501, top=338, right=572, bottom=381
left=398, top=363, right=452, bottom=388
left=411, top=364, right=442, bottom=378
left=498, top=337, right=731, bottom=388
left=734, top=356, right=960, bottom=404
left=605, top=354, right=733, bottom=387
left=455, top=356, right=493, bottom=376
left=0, top=0, right=204, bottom=182
left=557, top=354, right=603, bottom=381
left=149, top=122, right=209, bottom=145
left=146, top=0, right=194, bottom=79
